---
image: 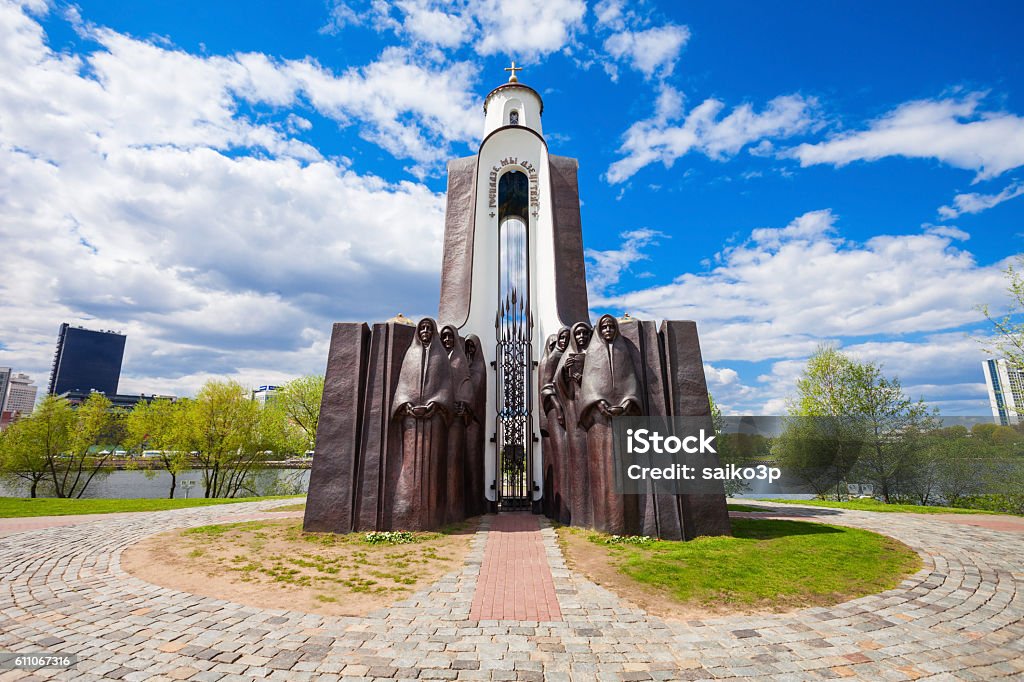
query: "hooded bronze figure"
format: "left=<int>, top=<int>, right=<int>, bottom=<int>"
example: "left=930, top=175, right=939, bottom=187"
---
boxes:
left=391, top=318, right=453, bottom=530
left=553, top=321, right=593, bottom=526
left=440, top=324, right=471, bottom=524
left=463, top=333, right=488, bottom=516
left=538, top=326, right=570, bottom=521
left=580, top=314, right=642, bottom=533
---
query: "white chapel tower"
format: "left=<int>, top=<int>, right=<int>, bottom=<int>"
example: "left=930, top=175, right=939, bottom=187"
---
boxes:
left=438, top=63, right=590, bottom=508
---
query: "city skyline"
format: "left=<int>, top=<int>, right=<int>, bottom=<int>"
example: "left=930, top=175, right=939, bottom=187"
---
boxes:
left=0, top=0, right=1022, bottom=414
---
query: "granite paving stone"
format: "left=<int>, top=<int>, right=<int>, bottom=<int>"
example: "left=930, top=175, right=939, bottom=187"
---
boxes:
left=0, top=501, right=1021, bottom=680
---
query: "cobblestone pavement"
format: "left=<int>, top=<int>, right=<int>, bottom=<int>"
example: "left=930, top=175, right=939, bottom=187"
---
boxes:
left=0, top=500, right=1022, bottom=681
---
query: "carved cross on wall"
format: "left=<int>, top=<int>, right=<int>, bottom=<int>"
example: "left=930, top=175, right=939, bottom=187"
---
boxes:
left=504, top=60, right=523, bottom=82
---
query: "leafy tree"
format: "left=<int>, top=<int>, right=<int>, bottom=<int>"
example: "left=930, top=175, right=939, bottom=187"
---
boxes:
left=773, top=346, right=866, bottom=500
left=709, top=393, right=724, bottom=435
left=52, top=393, right=118, bottom=498
left=979, top=255, right=1024, bottom=371
left=846, top=362, right=937, bottom=504
left=273, top=375, right=325, bottom=454
left=915, top=427, right=990, bottom=507
left=708, top=393, right=749, bottom=496
left=125, top=399, right=190, bottom=498
left=177, top=381, right=283, bottom=498
left=775, top=346, right=937, bottom=503
left=0, top=417, right=52, bottom=497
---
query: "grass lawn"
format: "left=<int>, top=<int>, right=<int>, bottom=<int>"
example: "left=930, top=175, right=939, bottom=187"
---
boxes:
left=760, top=498, right=1000, bottom=515
left=122, top=518, right=476, bottom=615
left=559, top=518, right=920, bottom=616
left=0, top=495, right=305, bottom=518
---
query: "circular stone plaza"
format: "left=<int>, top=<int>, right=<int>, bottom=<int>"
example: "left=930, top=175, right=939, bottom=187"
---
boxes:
left=0, top=501, right=1022, bottom=681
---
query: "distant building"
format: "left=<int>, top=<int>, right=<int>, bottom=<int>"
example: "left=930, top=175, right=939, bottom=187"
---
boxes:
left=984, top=358, right=1024, bottom=426
left=252, top=385, right=279, bottom=405
left=5, top=372, right=38, bottom=415
left=48, top=323, right=126, bottom=396
left=0, top=367, right=10, bottom=414
left=60, top=390, right=175, bottom=410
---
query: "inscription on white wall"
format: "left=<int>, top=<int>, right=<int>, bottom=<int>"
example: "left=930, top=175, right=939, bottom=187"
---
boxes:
left=487, top=157, right=540, bottom=212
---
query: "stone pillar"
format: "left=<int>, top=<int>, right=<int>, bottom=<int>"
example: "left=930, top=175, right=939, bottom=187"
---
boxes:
left=617, top=319, right=685, bottom=541
left=303, top=323, right=370, bottom=533
left=353, top=322, right=415, bottom=531
left=660, top=320, right=732, bottom=539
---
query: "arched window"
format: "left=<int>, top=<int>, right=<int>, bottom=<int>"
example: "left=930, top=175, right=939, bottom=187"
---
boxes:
left=509, top=110, right=519, bottom=126
left=498, top=170, right=529, bottom=310
left=496, top=169, right=530, bottom=502
left=498, top=170, right=528, bottom=222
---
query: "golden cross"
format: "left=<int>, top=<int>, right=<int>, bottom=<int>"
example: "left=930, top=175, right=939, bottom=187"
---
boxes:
left=504, top=60, right=523, bottom=82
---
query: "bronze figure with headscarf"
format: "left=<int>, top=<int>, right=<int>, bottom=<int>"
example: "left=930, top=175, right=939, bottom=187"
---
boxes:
left=390, top=318, right=454, bottom=530
left=579, top=314, right=642, bottom=533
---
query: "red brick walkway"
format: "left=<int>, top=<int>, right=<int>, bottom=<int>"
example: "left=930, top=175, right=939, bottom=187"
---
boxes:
left=470, top=513, right=561, bottom=622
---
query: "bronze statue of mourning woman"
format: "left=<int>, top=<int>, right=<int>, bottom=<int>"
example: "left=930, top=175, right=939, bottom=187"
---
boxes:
left=553, top=321, right=594, bottom=527
left=390, top=318, right=453, bottom=530
left=539, top=326, right=570, bottom=522
left=579, top=314, right=643, bottom=535
left=462, top=334, right=488, bottom=516
left=440, top=324, right=471, bottom=525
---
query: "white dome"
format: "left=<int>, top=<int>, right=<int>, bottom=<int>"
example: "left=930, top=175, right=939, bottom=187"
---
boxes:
left=482, top=82, right=544, bottom=138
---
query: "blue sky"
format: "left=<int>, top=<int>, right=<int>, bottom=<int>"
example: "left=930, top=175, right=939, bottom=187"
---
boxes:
left=0, top=0, right=1021, bottom=415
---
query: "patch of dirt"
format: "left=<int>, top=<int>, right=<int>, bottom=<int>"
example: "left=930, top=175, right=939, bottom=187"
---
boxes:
left=558, top=529, right=715, bottom=621
left=121, top=518, right=476, bottom=616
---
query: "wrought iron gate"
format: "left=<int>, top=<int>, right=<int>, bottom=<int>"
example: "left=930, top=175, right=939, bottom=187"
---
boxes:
left=494, top=173, right=533, bottom=511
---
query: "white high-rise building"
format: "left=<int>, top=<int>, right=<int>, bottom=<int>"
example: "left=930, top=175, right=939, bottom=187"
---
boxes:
left=983, top=359, right=1024, bottom=426
left=0, top=367, right=10, bottom=414
left=251, top=385, right=279, bottom=405
left=5, top=373, right=39, bottom=416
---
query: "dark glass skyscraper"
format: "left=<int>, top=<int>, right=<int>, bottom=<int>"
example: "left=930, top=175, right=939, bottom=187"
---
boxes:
left=47, top=323, right=126, bottom=396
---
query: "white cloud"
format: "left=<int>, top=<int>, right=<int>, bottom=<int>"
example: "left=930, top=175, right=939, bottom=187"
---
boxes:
left=1, top=2, right=481, bottom=173
left=607, top=85, right=818, bottom=183
left=342, top=0, right=586, bottom=59
left=585, top=228, right=667, bottom=296
left=938, top=180, right=1024, bottom=219
left=283, top=47, right=480, bottom=171
left=397, top=1, right=475, bottom=48
left=603, top=24, right=689, bottom=79
left=924, top=225, right=970, bottom=241
left=474, top=0, right=586, bottom=58
left=320, top=1, right=362, bottom=35
left=590, top=210, right=1016, bottom=414
left=593, top=0, right=628, bottom=30
left=704, top=363, right=740, bottom=386
left=594, top=211, right=1013, bottom=367
left=0, top=1, right=456, bottom=397
left=790, top=94, right=1024, bottom=181
left=749, top=209, right=836, bottom=248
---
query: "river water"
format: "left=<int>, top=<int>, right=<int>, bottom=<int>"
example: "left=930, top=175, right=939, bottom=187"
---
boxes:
left=0, top=468, right=310, bottom=499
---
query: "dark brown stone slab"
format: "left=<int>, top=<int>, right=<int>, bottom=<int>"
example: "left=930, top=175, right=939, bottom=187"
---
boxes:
left=438, top=156, right=478, bottom=328
left=618, top=319, right=684, bottom=540
left=303, top=323, right=370, bottom=533
left=354, top=322, right=414, bottom=531
left=659, top=320, right=732, bottom=539
left=548, top=155, right=590, bottom=325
